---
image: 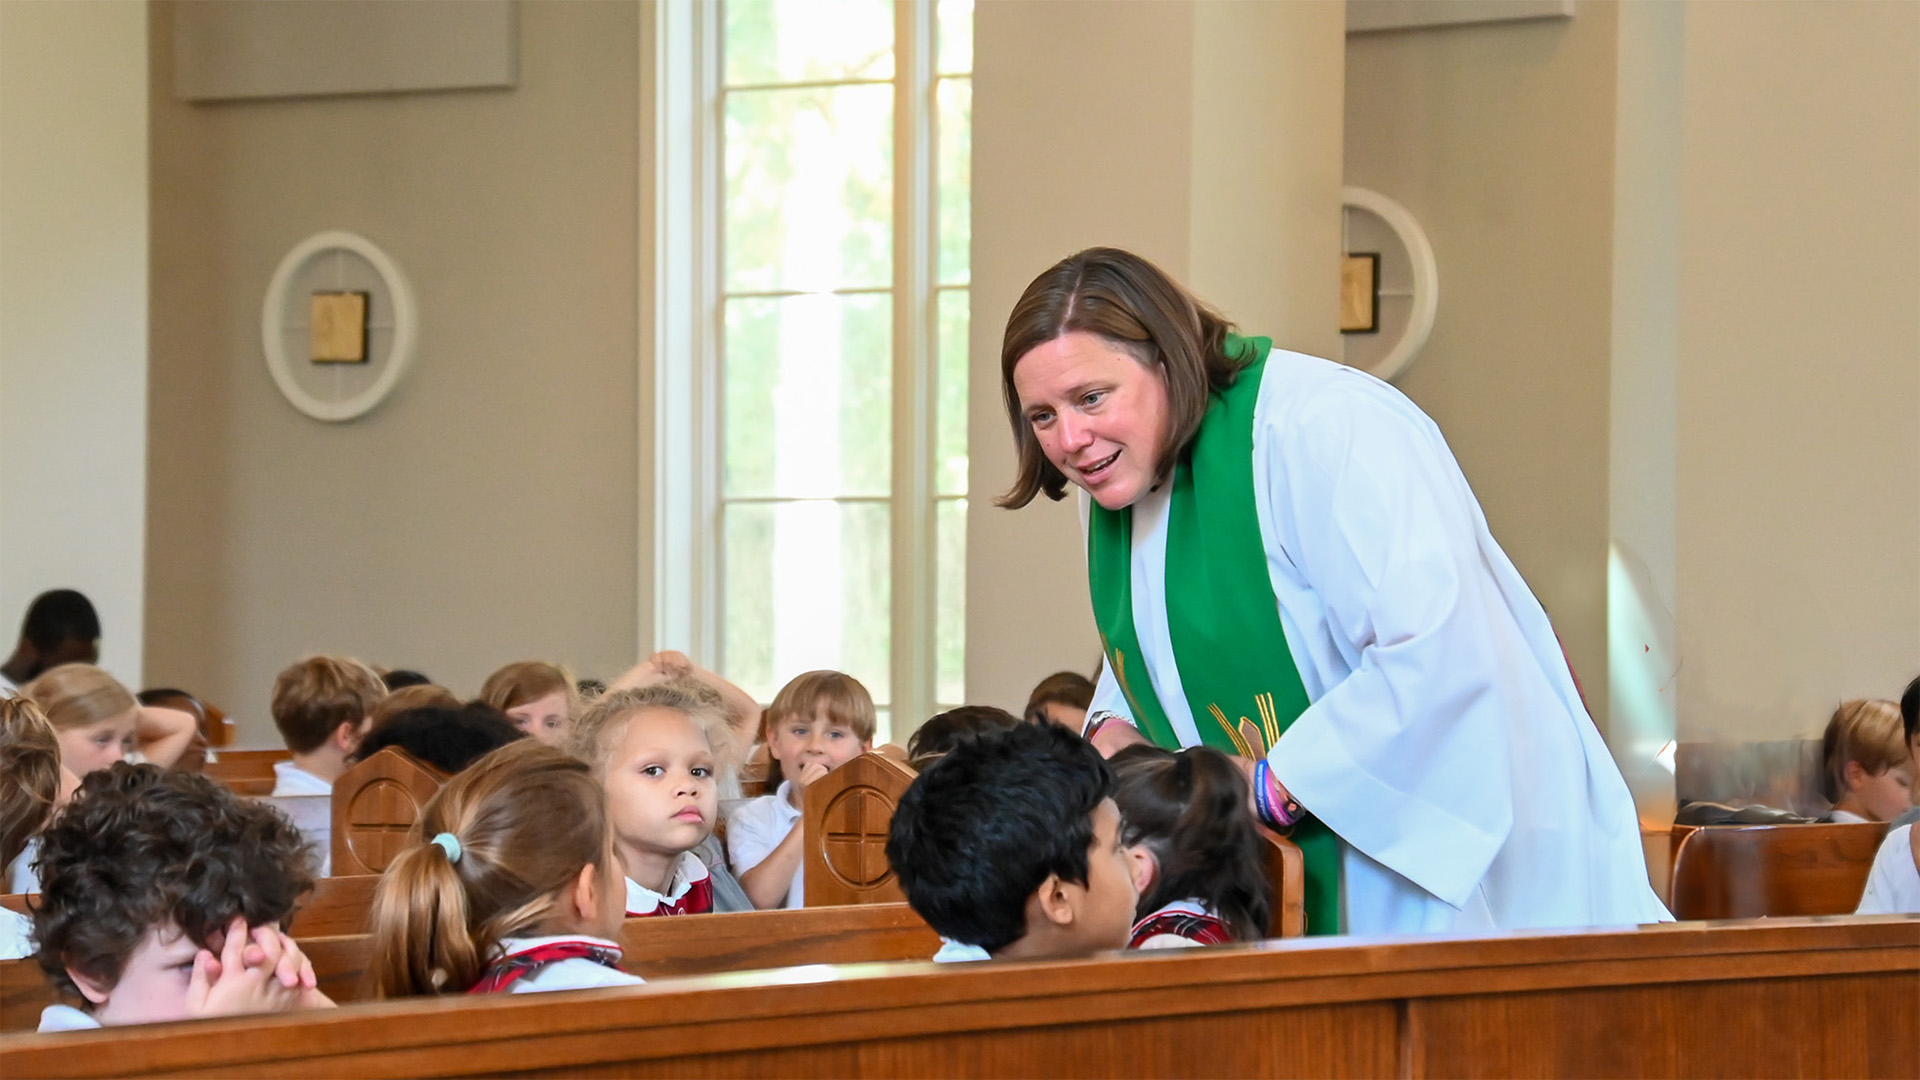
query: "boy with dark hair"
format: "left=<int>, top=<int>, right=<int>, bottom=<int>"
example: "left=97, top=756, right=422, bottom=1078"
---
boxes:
left=886, top=721, right=1140, bottom=961
left=32, top=763, right=333, bottom=1030
left=0, top=589, right=100, bottom=692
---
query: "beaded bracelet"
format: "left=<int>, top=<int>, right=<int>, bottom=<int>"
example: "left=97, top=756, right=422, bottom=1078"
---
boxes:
left=1252, top=759, right=1304, bottom=829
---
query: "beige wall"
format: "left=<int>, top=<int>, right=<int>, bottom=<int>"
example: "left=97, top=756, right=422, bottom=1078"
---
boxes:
left=145, top=0, right=642, bottom=742
left=1344, top=3, right=1621, bottom=734
left=967, top=0, right=1345, bottom=712
left=1673, top=0, right=1920, bottom=741
left=0, top=0, right=149, bottom=687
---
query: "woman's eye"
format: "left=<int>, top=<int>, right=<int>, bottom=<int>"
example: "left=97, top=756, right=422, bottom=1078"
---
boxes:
left=1081, top=390, right=1106, bottom=407
left=1029, top=409, right=1054, bottom=427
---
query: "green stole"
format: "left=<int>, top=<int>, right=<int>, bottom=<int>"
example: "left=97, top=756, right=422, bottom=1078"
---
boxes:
left=1088, top=335, right=1341, bottom=936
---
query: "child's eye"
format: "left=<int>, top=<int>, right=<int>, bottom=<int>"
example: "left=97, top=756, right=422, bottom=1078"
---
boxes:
left=692, top=766, right=711, bottom=778
left=827, top=730, right=844, bottom=740
left=641, top=765, right=664, bottom=777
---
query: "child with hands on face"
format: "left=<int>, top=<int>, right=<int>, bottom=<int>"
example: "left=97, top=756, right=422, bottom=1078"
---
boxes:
left=569, top=683, right=748, bottom=917
left=30, top=763, right=332, bottom=1031
left=727, top=671, right=876, bottom=909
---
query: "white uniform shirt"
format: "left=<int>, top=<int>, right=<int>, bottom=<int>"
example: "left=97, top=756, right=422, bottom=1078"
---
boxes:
left=725, top=783, right=804, bottom=909
left=1855, top=825, right=1920, bottom=915
left=269, top=760, right=332, bottom=797
left=625, top=851, right=711, bottom=915
left=1088, top=350, right=1671, bottom=936
left=38, top=1004, right=101, bottom=1032
left=490, top=935, right=644, bottom=993
left=0, top=905, right=32, bottom=960
left=931, top=939, right=991, bottom=962
left=7, top=838, right=39, bottom=893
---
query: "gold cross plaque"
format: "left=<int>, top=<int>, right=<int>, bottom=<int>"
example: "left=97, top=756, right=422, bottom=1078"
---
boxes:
left=310, top=291, right=369, bottom=363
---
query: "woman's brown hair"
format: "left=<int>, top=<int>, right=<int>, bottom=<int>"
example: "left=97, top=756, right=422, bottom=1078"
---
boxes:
left=0, top=697, right=63, bottom=869
left=19, top=664, right=137, bottom=734
left=1108, top=744, right=1273, bottom=942
left=367, top=740, right=611, bottom=998
left=997, top=247, right=1249, bottom=509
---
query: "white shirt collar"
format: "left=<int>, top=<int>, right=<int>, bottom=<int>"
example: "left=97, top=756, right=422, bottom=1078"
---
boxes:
left=624, top=851, right=710, bottom=912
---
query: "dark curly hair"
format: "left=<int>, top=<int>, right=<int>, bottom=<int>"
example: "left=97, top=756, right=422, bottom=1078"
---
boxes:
left=32, top=763, right=318, bottom=1002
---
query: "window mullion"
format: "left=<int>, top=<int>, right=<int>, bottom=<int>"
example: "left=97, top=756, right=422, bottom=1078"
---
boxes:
left=890, top=0, right=937, bottom=741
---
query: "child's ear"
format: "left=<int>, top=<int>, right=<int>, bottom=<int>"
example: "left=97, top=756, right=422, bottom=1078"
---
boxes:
left=570, top=862, right=602, bottom=923
left=1032, top=872, right=1077, bottom=930
left=66, top=966, right=112, bottom=1006
left=1126, top=845, right=1157, bottom=896
left=331, top=719, right=361, bottom=754
left=1843, top=760, right=1871, bottom=792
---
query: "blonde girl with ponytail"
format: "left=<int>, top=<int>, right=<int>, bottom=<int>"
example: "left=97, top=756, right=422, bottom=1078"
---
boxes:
left=367, top=740, right=639, bottom=997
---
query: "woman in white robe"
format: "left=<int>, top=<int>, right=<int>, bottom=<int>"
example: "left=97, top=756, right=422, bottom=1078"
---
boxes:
left=998, top=247, right=1670, bottom=936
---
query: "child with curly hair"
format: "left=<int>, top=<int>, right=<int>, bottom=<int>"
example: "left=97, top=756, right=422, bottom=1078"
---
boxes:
left=31, top=764, right=331, bottom=1030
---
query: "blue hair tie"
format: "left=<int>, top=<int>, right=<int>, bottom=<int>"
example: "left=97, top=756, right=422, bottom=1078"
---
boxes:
left=430, top=832, right=462, bottom=864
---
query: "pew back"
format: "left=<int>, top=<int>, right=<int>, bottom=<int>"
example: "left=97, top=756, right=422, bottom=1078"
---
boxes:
left=4, top=916, right=1912, bottom=1078
left=0, top=903, right=941, bottom=1031
left=1669, top=820, right=1888, bottom=920
left=200, top=749, right=290, bottom=796
left=330, top=748, right=447, bottom=877
left=804, top=752, right=916, bottom=906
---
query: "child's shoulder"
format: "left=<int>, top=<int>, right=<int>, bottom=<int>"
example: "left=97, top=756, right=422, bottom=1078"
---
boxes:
left=1129, top=899, right=1233, bottom=950
left=0, top=905, right=31, bottom=960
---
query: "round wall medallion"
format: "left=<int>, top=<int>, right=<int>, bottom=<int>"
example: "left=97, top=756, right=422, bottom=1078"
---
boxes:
left=261, top=231, right=417, bottom=421
left=1340, top=186, right=1439, bottom=384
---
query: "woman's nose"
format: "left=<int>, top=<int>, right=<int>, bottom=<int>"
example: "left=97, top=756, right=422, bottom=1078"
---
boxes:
left=1057, top=412, right=1094, bottom=452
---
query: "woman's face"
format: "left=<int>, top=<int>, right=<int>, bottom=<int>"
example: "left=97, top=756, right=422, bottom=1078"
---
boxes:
left=1013, top=332, right=1171, bottom=510
left=57, top=709, right=137, bottom=777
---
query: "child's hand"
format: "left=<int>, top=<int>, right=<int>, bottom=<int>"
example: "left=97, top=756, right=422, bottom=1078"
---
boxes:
left=187, top=918, right=322, bottom=1019
left=648, top=651, right=696, bottom=680
left=787, top=760, right=831, bottom=808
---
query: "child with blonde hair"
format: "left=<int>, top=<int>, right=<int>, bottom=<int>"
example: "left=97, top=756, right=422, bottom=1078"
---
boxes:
left=570, top=683, right=751, bottom=917
left=479, top=661, right=578, bottom=748
left=727, top=670, right=875, bottom=909
left=1821, top=698, right=1912, bottom=823
left=21, top=664, right=196, bottom=778
left=368, top=740, right=639, bottom=996
left=2, top=698, right=69, bottom=958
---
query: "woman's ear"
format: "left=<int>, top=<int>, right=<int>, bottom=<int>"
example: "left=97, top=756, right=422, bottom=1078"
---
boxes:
left=1126, top=844, right=1157, bottom=896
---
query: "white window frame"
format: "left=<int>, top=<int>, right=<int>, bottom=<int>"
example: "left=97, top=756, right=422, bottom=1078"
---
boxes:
left=643, top=0, right=957, bottom=735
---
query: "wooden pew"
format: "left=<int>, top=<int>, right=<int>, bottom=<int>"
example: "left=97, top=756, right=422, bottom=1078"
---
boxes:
left=1669, top=820, right=1889, bottom=920
left=1, top=903, right=940, bottom=1032
left=3, top=916, right=1912, bottom=1077
left=200, top=749, right=290, bottom=796
left=804, top=751, right=917, bottom=906
left=331, top=748, right=447, bottom=876
left=0, top=874, right=377, bottom=940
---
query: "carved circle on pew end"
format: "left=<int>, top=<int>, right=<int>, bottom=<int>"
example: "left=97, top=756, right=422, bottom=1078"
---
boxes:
left=821, top=786, right=897, bottom=889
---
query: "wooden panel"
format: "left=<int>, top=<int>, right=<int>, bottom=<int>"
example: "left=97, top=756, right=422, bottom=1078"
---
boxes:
left=291, top=874, right=379, bottom=938
left=1670, top=822, right=1888, bottom=920
left=2, top=917, right=1911, bottom=1078
left=331, top=748, right=447, bottom=877
left=804, top=753, right=917, bottom=907
left=1255, top=824, right=1306, bottom=938
left=1410, top=972, right=1917, bottom=1078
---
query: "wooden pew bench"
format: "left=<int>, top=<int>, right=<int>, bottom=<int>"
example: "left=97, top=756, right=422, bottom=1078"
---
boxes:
left=1669, top=820, right=1889, bottom=920
left=0, top=903, right=940, bottom=1032
left=199, top=749, right=291, bottom=797
left=2, top=916, right=1912, bottom=1078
